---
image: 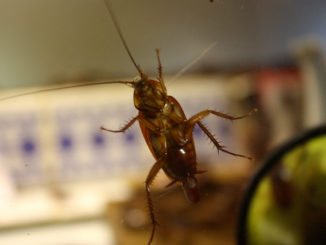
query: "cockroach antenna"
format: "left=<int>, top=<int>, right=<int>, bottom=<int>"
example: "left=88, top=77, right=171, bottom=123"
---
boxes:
left=170, top=42, right=217, bottom=82
left=0, top=80, right=135, bottom=102
left=103, top=0, right=146, bottom=78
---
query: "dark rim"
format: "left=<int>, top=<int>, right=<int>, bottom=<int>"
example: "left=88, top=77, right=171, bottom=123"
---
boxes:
left=236, top=124, right=326, bottom=245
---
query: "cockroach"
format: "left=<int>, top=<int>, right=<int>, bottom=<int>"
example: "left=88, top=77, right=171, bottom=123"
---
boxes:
left=0, top=1, right=257, bottom=244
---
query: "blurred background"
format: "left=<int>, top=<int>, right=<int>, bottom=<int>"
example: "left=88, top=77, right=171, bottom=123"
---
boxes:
left=0, top=0, right=326, bottom=244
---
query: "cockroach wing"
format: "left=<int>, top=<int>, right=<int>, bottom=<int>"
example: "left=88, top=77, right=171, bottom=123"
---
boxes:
left=167, top=95, right=197, bottom=153
left=139, top=111, right=159, bottom=160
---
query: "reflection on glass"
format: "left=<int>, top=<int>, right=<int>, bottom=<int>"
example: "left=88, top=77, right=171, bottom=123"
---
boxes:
left=248, top=135, right=326, bottom=245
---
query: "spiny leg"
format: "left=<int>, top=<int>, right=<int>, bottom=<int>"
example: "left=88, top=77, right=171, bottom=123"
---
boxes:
left=145, top=157, right=166, bottom=245
left=184, top=108, right=256, bottom=140
left=187, top=108, right=258, bottom=127
left=100, top=115, right=138, bottom=133
left=197, top=121, right=253, bottom=160
left=155, top=48, right=167, bottom=94
left=165, top=180, right=177, bottom=188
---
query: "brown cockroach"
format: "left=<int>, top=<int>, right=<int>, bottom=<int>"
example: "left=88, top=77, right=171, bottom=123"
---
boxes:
left=0, top=1, right=257, bottom=244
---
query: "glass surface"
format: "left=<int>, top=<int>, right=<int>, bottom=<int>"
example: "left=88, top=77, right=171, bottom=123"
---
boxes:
left=1, top=0, right=326, bottom=244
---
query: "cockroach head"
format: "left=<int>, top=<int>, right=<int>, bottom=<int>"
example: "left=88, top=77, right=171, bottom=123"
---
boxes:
left=133, top=77, right=167, bottom=114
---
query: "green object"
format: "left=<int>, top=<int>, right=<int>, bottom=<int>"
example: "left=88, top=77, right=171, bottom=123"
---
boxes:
left=247, top=135, right=326, bottom=245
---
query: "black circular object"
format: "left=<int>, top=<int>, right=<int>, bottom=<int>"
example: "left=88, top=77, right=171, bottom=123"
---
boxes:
left=237, top=124, right=326, bottom=245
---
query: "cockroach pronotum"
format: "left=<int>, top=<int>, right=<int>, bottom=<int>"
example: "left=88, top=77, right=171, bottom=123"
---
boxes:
left=0, top=1, right=257, bottom=244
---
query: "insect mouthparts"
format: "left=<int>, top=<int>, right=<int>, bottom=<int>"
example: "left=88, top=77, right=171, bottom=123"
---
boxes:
left=132, top=76, right=142, bottom=83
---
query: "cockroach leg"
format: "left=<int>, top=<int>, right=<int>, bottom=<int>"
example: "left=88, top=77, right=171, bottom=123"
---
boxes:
left=184, top=108, right=257, bottom=139
left=195, top=169, right=207, bottom=174
left=145, top=157, right=166, bottom=245
left=138, top=117, right=163, bottom=134
left=100, top=115, right=138, bottom=133
left=165, top=180, right=177, bottom=188
left=187, top=108, right=258, bottom=126
left=197, top=121, right=253, bottom=160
